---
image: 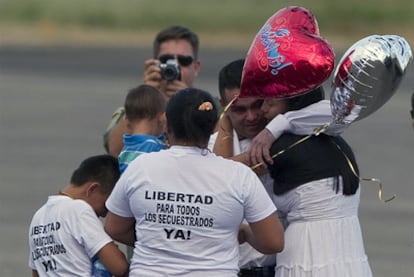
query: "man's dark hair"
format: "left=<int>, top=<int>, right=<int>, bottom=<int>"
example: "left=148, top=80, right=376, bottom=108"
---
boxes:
left=218, top=59, right=245, bottom=103
left=153, top=25, right=200, bottom=59
left=70, top=155, right=120, bottom=194
left=124, top=84, right=166, bottom=123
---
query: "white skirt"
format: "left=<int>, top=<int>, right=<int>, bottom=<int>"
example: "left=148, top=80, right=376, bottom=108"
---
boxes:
left=273, top=179, right=373, bottom=277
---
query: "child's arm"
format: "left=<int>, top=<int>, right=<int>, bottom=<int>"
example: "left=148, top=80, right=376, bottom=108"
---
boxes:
left=97, top=242, right=129, bottom=277
left=250, top=100, right=350, bottom=166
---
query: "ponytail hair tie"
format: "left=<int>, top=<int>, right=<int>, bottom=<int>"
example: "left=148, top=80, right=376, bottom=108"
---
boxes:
left=198, top=101, right=213, bottom=111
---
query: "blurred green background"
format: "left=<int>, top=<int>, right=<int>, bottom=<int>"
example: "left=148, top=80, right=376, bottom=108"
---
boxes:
left=1, top=0, right=413, bottom=49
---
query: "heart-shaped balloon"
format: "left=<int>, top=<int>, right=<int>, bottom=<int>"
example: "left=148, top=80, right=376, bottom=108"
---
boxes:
left=330, top=35, right=413, bottom=124
left=239, top=6, right=335, bottom=99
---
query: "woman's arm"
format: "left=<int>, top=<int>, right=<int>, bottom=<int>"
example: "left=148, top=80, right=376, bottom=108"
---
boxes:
left=239, top=212, right=284, bottom=254
left=104, top=212, right=136, bottom=246
left=212, top=113, right=234, bottom=158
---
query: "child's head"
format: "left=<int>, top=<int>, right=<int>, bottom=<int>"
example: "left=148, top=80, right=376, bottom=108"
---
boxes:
left=70, top=155, right=120, bottom=217
left=166, top=88, right=218, bottom=148
left=261, top=86, right=325, bottom=120
left=124, top=84, right=166, bottom=134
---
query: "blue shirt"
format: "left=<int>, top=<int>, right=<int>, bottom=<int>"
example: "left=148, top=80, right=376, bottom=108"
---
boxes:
left=118, top=134, right=166, bottom=173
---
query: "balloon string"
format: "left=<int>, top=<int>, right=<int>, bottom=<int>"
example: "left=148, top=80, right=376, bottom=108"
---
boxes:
left=251, top=123, right=329, bottom=170
left=219, top=94, right=239, bottom=120
left=217, top=95, right=239, bottom=141
left=251, top=134, right=312, bottom=170
left=329, top=138, right=396, bottom=203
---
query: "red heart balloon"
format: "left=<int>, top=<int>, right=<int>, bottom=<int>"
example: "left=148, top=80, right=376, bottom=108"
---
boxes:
left=239, top=6, right=335, bottom=99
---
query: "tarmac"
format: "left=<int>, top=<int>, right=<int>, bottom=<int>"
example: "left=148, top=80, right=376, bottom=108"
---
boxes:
left=1, top=45, right=413, bottom=276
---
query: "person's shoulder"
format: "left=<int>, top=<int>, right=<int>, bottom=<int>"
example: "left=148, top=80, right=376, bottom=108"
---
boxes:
left=270, top=133, right=310, bottom=155
left=128, top=147, right=166, bottom=164
left=103, top=106, right=126, bottom=152
left=276, top=133, right=304, bottom=144
left=63, top=198, right=94, bottom=214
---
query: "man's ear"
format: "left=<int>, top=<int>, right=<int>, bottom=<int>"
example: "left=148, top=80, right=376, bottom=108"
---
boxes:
left=86, top=182, right=100, bottom=197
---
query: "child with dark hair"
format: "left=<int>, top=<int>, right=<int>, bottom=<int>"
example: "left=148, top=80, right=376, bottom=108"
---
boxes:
left=118, top=84, right=167, bottom=261
left=118, top=84, right=167, bottom=173
left=28, top=155, right=128, bottom=277
left=105, top=88, right=284, bottom=276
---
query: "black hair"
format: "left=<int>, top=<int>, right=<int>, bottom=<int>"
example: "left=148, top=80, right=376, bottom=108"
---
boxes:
left=70, top=155, right=120, bottom=194
left=166, top=88, right=218, bottom=147
left=218, top=59, right=245, bottom=104
left=286, top=86, right=325, bottom=111
left=153, top=25, right=200, bottom=59
left=124, top=84, right=166, bottom=123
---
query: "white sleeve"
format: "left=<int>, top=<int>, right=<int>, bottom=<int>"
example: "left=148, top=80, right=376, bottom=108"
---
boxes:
left=106, top=173, right=134, bottom=218
left=266, top=100, right=350, bottom=138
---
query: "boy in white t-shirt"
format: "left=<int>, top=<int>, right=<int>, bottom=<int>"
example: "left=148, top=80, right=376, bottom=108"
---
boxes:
left=28, top=155, right=129, bottom=277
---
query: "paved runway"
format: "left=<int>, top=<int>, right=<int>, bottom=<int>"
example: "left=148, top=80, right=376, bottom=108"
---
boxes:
left=1, top=45, right=413, bottom=276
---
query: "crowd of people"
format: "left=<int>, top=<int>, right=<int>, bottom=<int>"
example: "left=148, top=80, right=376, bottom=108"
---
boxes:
left=28, top=24, right=379, bottom=277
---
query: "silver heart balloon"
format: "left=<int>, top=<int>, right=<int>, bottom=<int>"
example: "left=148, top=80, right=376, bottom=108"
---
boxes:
left=330, top=35, right=413, bottom=124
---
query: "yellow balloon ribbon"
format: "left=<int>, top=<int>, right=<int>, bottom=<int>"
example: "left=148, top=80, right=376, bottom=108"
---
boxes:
left=219, top=94, right=239, bottom=120
left=250, top=135, right=312, bottom=170
left=216, top=95, right=239, bottom=142
left=331, top=140, right=396, bottom=203
left=251, top=123, right=329, bottom=170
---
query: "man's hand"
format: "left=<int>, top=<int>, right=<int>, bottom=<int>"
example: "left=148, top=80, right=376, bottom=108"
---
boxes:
left=249, top=128, right=276, bottom=166
left=143, top=59, right=162, bottom=89
left=143, top=59, right=188, bottom=101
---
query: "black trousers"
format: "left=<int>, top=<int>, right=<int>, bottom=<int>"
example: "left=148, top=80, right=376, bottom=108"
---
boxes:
left=238, top=266, right=275, bottom=277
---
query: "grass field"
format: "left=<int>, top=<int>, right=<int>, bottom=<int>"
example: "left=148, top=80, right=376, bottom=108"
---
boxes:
left=1, top=0, right=413, bottom=48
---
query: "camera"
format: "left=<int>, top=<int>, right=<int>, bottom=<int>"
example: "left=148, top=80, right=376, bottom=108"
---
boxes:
left=159, top=59, right=181, bottom=81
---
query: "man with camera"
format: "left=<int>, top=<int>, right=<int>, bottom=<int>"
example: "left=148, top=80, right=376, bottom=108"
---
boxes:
left=103, top=25, right=201, bottom=157
left=143, top=25, right=201, bottom=101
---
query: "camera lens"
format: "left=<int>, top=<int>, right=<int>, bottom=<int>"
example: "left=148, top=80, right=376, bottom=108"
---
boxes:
left=159, top=60, right=181, bottom=81
left=162, top=66, right=179, bottom=81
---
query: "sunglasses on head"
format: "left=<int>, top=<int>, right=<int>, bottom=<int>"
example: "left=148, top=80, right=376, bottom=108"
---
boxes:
left=158, top=54, right=194, bottom=67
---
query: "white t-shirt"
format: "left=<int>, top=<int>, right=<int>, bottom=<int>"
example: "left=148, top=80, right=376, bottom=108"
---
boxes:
left=28, top=196, right=113, bottom=277
left=208, top=132, right=277, bottom=269
left=266, top=100, right=348, bottom=139
left=106, top=146, right=276, bottom=276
